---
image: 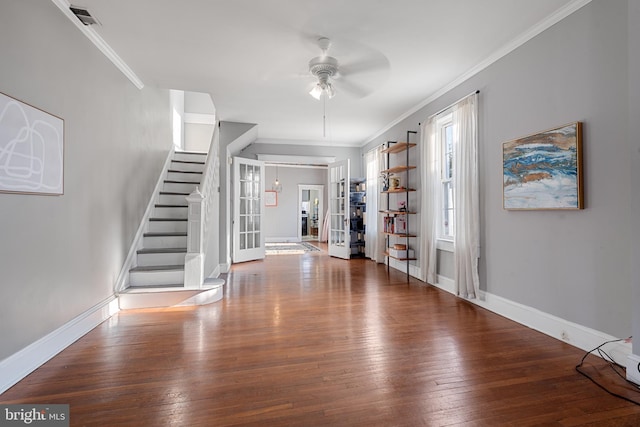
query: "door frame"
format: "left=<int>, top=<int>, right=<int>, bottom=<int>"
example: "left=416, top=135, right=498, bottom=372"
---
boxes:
left=297, top=184, right=324, bottom=242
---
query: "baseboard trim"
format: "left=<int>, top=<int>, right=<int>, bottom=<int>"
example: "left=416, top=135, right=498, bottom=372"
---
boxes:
left=427, top=276, right=631, bottom=361
left=266, top=237, right=300, bottom=243
left=0, top=296, right=119, bottom=395
left=436, top=275, right=456, bottom=295
left=627, top=353, right=640, bottom=386
left=115, top=146, right=175, bottom=293
left=472, top=290, right=631, bottom=363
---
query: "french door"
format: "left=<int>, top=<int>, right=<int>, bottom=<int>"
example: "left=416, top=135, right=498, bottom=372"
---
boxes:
left=328, top=159, right=350, bottom=259
left=232, top=157, right=265, bottom=263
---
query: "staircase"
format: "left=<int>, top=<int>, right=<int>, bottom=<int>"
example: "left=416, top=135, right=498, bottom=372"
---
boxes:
left=118, top=150, right=224, bottom=309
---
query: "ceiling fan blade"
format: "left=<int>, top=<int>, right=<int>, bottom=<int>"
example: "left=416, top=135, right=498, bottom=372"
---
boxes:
left=335, top=77, right=374, bottom=99
left=339, top=55, right=391, bottom=77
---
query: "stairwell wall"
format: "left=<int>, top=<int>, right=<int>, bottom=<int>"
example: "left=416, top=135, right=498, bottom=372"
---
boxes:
left=0, top=1, right=172, bottom=360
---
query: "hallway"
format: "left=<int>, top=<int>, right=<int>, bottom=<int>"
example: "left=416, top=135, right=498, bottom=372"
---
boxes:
left=2, top=252, right=639, bottom=425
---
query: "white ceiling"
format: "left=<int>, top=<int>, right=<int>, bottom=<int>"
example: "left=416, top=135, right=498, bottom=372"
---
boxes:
left=73, top=0, right=584, bottom=147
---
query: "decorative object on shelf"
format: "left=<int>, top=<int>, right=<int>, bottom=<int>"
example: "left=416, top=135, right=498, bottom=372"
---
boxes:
left=380, top=171, right=390, bottom=192
left=0, top=92, right=64, bottom=195
left=272, top=165, right=282, bottom=193
left=503, top=122, right=583, bottom=210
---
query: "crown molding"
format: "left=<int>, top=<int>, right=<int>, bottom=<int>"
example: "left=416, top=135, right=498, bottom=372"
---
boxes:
left=51, top=0, right=144, bottom=90
left=362, top=0, right=593, bottom=146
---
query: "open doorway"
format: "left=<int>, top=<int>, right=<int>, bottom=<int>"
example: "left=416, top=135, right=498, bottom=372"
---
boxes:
left=298, top=184, right=324, bottom=242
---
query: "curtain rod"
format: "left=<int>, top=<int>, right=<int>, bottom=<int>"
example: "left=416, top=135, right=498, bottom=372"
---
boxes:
left=421, top=90, right=480, bottom=125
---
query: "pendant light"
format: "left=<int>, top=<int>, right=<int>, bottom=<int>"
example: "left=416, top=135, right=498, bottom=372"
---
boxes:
left=272, top=165, right=282, bottom=193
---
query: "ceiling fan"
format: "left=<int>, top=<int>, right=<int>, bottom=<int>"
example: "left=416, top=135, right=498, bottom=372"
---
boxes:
left=306, top=36, right=390, bottom=101
left=308, top=37, right=338, bottom=100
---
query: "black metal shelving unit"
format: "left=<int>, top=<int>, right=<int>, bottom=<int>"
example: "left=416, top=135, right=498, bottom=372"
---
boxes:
left=380, top=130, right=418, bottom=281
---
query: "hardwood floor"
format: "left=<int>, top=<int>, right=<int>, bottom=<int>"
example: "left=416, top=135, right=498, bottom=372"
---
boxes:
left=2, top=249, right=640, bottom=426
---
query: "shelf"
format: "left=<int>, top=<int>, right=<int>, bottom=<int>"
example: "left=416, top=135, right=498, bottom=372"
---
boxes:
left=381, top=142, right=417, bottom=154
left=379, top=210, right=417, bottom=215
left=381, top=188, right=416, bottom=194
left=384, top=252, right=417, bottom=261
left=381, top=165, right=416, bottom=174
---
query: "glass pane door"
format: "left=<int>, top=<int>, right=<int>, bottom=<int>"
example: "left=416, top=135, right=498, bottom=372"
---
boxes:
left=233, top=157, right=265, bottom=263
left=328, top=159, right=350, bottom=259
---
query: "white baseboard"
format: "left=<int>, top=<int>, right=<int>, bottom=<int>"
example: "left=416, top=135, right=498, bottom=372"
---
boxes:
left=627, top=354, right=640, bottom=386
left=472, top=290, right=631, bottom=363
left=266, top=237, right=300, bottom=243
left=387, top=258, right=421, bottom=279
left=436, top=275, right=456, bottom=294
left=0, top=296, right=119, bottom=395
left=115, top=146, right=175, bottom=293
left=220, top=263, right=231, bottom=274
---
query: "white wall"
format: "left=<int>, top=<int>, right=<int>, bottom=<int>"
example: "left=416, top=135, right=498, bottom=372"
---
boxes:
left=0, top=1, right=172, bottom=360
left=263, top=166, right=328, bottom=240
left=362, top=1, right=633, bottom=339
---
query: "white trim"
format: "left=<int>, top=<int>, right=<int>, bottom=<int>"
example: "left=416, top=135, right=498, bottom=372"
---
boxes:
left=114, top=147, right=175, bottom=293
left=361, top=0, right=593, bottom=146
left=50, top=0, right=144, bottom=90
left=471, top=290, right=631, bottom=363
left=257, top=154, right=336, bottom=166
left=436, top=239, right=454, bottom=253
left=266, top=236, right=300, bottom=243
left=184, top=112, right=216, bottom=125
left=255, top=138, right=362, bottom=148
left=219, top=263, right=231, bottom=274
left=435, top=274, right=456, bottom=294
left=627, top=354, right=640, bottom=386
left=0, top=296, right=119, bottom=395
left=387, top=258, right=421, bottom=279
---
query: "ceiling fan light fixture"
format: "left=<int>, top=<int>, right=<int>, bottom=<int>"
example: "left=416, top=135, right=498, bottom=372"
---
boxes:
left=309, top=84, right=323, bottom=100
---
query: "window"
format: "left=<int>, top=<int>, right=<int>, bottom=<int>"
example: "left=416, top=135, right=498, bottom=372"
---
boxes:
left=438, top=113, right=454, bottom=240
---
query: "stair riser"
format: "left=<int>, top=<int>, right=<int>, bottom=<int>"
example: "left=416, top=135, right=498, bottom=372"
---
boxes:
left=129, top=269, right=184, bottom=287
left=137, top=252, right=186, bottom=267
left=143, top=235, right=187, bottom=249
left=163, top=182, right=199, bottom=193
left=170, top=161, right=205, bottom=173
left=173, top=152, right=207, bottom=163
left=148, top=220, right=187, bottom=233
left=154, top=206, right=188, bottom=219
left=166, top=171, right=202, bottom=183
left=158, top=193, right=188, bottom=205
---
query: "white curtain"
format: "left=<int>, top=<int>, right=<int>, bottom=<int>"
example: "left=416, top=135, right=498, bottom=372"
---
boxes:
left=364, top=146, right=386, bottom=262
left=419, top=117, right=439, bottom=284
left=452, top=93, right=480, bottom=298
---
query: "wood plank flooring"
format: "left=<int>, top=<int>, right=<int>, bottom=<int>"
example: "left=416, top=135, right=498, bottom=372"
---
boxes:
left=2, top=248, right=640, bottom=426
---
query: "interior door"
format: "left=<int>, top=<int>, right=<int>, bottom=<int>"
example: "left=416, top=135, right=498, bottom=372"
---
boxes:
left=232, top=157, right=265, bottom=263
left=328, top=159, right=350, bottom=259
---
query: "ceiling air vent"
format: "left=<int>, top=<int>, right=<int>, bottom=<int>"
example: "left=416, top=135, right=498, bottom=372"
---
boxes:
left=69, top=5, right=99, bottom=26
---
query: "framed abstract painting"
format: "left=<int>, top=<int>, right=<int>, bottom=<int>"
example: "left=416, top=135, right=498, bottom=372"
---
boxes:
left=503, top=122, right=583, bottom=210
left=0, top=92, right=64, bottom=195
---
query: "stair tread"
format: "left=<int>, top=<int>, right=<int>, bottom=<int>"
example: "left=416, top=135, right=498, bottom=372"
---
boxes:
left=171, top=160, right=205, bottom=165
left=155, top=204, right=188, bottom=208
left=144, top=232, right=187, bottom=237
left=130, top=264, right=185, bottom=272
left=124, top=284, right=186, bottom=291
left=164, top=179, right=200, bottom=184
left=176, top=151, right=207, bottom=155
left=168, top=169, right=203, bottom=174
left=137, top=247, right=187, bottom=254
left=159, top=191, right=190, bottom=195
left=149, top=217, right=187, bottom=221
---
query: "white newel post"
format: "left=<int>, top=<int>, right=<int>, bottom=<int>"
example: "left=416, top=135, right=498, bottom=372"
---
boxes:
left=184, top=187, right=205, bottom=289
